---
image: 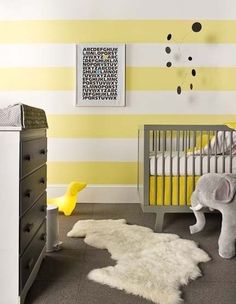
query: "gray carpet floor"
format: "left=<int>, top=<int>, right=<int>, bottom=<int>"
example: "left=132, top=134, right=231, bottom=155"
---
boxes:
left=25, top=203, right=236, bottom=304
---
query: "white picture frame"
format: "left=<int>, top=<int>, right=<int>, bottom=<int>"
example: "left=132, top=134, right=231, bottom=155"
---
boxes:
left=76, top=43, right=126, bottom=107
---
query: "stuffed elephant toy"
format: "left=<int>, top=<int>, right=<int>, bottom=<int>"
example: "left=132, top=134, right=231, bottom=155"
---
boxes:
left=189, top=173, right=236, bottom=259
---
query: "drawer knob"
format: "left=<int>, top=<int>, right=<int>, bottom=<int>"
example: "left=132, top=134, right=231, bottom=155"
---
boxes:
left=26, top=258, right=34, bottom=269
left=40, top=205, right=46, bottom=212
left=24, top=223, right=34, bottom=233
left=40, top=177, right=45, bottom=184
left=40, top=149, right=47, bottom=155
left=24, top=154, right=31, bottom=161
left=40, top=233, right=46, bottom=241
left=25, top=189, right=32, bottom=198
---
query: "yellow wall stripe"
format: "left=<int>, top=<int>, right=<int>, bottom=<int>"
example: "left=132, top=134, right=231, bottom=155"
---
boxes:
left=47, top=115, right=236, bottom=138
left=1, top=20, right=236, bottom=43
left=2, top=67, right=236, bottom=91
left=48, top=161, right=137, bottom=184
left=0, top=67, right=74, bottom=90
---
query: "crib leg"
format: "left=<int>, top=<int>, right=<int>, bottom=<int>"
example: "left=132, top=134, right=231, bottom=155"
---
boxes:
left=154, top=211, right=165, bottom=232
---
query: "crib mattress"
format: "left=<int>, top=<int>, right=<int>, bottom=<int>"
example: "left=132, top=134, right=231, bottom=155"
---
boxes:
left=150, top=152, right=236, bottom=176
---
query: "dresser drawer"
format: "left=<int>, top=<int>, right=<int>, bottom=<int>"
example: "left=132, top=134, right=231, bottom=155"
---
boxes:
left=20, top=192, right=46, bottom=255
left=20, top=165, right=47, bottom=215
left=21, top=137, right=47, bottom=178
left=20, top=221, right=46, bottom=292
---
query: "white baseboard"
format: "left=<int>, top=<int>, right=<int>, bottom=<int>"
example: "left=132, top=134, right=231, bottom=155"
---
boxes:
left=47, top=184, right=139, bottom=204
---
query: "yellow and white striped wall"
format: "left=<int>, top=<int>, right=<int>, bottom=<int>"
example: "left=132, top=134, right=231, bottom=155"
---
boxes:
left=1, top=0, right=236, bottom=203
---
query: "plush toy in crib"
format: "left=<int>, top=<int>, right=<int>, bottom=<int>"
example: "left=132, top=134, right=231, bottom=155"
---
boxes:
left=47, top=181, right=87, bottom=216
left=189, top=173, right=236, bottom=259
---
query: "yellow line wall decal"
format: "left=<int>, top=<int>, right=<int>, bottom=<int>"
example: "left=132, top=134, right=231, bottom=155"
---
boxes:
left=1, top=67, right=236, bottom=91
left=127, top=67, right=236, bottom=91
left=0, top=68, right=74, bottom=90
left=1, top=0, right=236, bottom=200
left=1, top=20, right=236, bottom=43
left=47, top=162, right=137, bottom=184
left=47, top=115, right=236, bottom=138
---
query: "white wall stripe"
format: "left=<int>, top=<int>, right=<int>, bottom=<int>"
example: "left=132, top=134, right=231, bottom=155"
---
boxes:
left=128, top=44, right=236, bottom=68
left=1, top=91, right=236, bottom=115
left=1, top=44, right=236, bottom=67
left=0, top=0, right=235, bottom=20
left=48, top=138, right=137, bottom=162
left=0, top=44, right=75, bottom=67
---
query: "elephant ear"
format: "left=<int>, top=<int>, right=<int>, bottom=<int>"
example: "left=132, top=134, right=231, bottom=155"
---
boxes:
left=214, top=175, right=236, bottom=203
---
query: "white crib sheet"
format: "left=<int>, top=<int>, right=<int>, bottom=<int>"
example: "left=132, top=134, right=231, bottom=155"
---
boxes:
left=150, top=152, right=236, bottom=176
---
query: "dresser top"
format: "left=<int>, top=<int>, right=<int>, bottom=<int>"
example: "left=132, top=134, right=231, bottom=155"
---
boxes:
left=0, top=126, right=22, bottom=131
left=0, top=104, right=48, bottom=129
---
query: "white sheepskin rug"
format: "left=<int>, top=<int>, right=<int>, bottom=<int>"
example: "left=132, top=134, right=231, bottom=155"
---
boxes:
left=67, top=219, right=210, bottom=304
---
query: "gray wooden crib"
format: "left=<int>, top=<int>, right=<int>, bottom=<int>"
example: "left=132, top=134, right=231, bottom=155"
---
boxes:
left=138, top=124, right=236, bottom=231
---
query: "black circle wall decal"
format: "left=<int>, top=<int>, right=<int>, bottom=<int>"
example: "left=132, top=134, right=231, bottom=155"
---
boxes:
left=192, top=22, right=202, bottom=32
left=167, top=34, right=172, bottom=40
left=190, top=83, right=193, bottom=90
left=188, top=56, right=192, bottom=61
left=165, top=47, right=171, bottom=54
left=177, top=86, right=182, bottom=94
left=166, top=62, right=172, bottom=67
left=192, top=69, right=196, bottom=76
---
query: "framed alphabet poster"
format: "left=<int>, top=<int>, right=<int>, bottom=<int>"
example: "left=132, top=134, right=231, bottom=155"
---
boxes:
left=76, top=44, right=125, bottom=107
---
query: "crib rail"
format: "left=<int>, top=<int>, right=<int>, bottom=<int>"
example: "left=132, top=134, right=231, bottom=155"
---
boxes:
left=138, top=124, right=236, bottom=208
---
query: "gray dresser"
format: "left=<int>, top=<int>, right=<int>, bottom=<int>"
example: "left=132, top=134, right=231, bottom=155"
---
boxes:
left=0, top=104, right=48, bottom=304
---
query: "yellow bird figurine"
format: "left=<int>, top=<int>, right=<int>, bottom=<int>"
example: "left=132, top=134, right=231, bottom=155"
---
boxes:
left=47, top=181, right=87, bottom=216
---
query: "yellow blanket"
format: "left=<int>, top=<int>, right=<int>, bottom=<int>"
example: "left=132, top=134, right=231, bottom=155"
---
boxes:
left=150, top=176, right=200, bottom=206
left=225, top=122, right=236, bottom=130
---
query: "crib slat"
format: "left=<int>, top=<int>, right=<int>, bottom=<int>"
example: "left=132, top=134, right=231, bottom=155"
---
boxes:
left=188, top=130, right=191, bottom=149
left=153, top=130, right=157, bottom=205
left=158, top=130, right=160, bottom=151
left=184, top=131, right=188, bottom=204
left=192, top=131, right=196, bottom=192
left=169, top=130, right=173, bottom=205
left=222, top=131, right=226, bottom=172
left=200, top=131, right=203, bottom=176
left=230, top=131, right=233, bottom=173
left=177, top=130, right=180, bottom=205
left=182, top=131, right=184, bottom=151
left=164, top=131, right=167, bottom=151
left=162, top=131, right=165, bottom=205
left=214, top=130, right=218, bottom=173
left=207, top=131, right=210, bottom=173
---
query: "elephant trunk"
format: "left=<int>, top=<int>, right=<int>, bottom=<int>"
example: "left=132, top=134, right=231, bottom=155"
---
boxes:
left=189, top=209, right=206, bottom=234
